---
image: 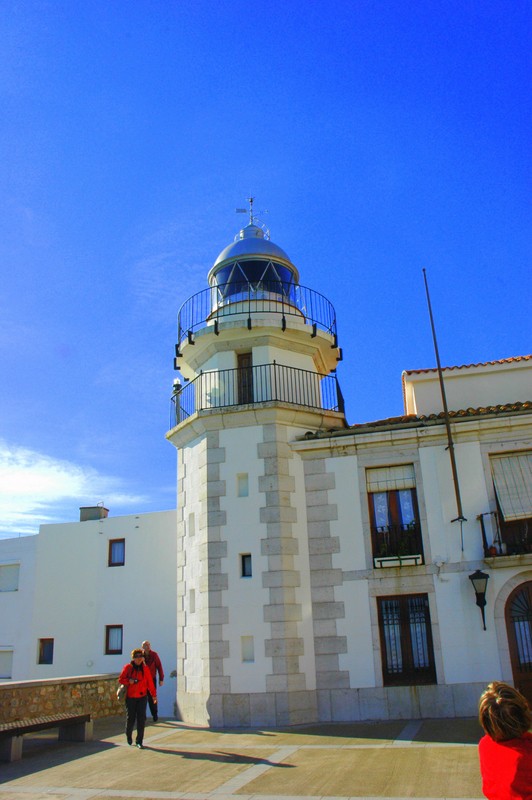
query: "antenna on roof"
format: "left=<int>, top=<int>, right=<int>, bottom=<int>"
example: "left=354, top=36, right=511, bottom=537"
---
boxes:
left=236, top=196, right=270, bottom=234
left=235, top=195, right=255, bottom=225
left=423, top=269, right=467, bottom=546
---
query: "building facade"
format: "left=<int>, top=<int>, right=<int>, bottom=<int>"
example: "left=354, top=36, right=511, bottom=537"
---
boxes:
left=1, top=217, right=531, bottom=728
left=0, top=508, right=177, bottom=718
left=166, top=218, right=532, bottom=727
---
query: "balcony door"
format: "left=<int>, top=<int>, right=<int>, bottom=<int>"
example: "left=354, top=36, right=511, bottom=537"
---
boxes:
left=377, top=594, right=436, bottom=686
left=367, top=465, right=424, bottom=564
left=506, top=582, right=532, bottom=704
left=237, top=352, right=253, bottom=405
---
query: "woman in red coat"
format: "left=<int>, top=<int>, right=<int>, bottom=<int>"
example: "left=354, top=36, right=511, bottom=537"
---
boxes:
left=478, top=681, right=532, bottom=799
left=119, top=648, right=157, bottom=748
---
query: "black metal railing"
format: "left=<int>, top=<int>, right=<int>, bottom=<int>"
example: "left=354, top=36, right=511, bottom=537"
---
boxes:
left=372, top=523, right=424, bottom=566
left=176, top=280, right=337, bottom=347
left=479, top=511, right=532, bottom=557
left=170, top=362, right=344, bottom=426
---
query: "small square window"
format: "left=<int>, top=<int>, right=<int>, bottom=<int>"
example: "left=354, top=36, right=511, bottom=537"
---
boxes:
left=38, top=638, right=54, bottom=665
left=0, top=564, right=20, bottom=591
left=105, top=625, right=123, bottom=655
left=241, top=554, right=252, bottom=578
left=108, top=539, right=125, bottom=567
left=241, top=636, right=254, bottom=662
left=237, top=473, right=249, bottom=497
left=0, top=649, right=13, bottom=679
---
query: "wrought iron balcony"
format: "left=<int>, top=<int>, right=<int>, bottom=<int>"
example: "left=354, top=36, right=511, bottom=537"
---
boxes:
left=176, top=280, right=338, bottom=348
left=372, top=523, right=425, bottom=568
left=170, top=361, right=344, bottom=426
left=478, top=511, right=532, bottom=557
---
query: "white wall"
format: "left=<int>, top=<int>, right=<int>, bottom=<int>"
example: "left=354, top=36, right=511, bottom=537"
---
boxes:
left=330, top=454, right=367, bottom=571
left=404, top=360, right=532, bottom=416
left=0, top=535, right=37, bottom=681
left=2, top=510, right=177, bottom=717
left=180, top=439, right=206, bottom=694
left=219, top=425, right=272, bottom=692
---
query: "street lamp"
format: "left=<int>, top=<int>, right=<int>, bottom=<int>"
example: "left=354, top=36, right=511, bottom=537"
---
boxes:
left=469, top=569, right=490, bottom=631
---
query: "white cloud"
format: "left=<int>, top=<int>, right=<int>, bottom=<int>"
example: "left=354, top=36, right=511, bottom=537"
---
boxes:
left=126, top=214, right=222, bottom=324
left=0, top=440, right=146, bottom=538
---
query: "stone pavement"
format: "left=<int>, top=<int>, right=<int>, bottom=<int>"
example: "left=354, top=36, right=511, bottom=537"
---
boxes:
left=0, top=715, right=484, bottom=800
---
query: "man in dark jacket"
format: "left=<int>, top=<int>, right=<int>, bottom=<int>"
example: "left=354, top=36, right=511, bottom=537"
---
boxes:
left=141, top=640, right=164, bottom=722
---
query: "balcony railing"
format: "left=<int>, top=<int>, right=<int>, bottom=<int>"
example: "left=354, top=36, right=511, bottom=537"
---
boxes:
left=372, top=523, right=424, bottom=567
left=170, top=362, right=344, bottom=426
left=176, top=280, right=338, bottom=348
left=478, top=511, right=532, bottom=557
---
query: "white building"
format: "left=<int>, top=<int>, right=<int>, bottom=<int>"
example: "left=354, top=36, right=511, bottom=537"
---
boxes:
left=1, top=215, right=531, bottom=727
left=166, top=217, right=532, bottom=727
left=0, top=508, right=177, bottom=718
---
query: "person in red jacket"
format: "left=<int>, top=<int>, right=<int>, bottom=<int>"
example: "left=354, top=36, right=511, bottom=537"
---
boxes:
left=119, top=648, right=156, bottom=748
left=142, top=640, right=164, bottom=722
left=478, top=681, right=532, bottom=799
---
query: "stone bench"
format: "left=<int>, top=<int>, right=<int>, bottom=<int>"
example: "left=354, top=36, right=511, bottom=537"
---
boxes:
left=0, top=712, right=93, bottom=762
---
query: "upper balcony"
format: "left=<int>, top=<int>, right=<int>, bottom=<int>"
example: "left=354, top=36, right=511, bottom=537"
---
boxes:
left=175, top=280, right=338, bottom=354
left=371, top=522, right=425, bottom=568
left=170, top=361, right=345, bottom=427
left=479, top=511, right=532, bottom=567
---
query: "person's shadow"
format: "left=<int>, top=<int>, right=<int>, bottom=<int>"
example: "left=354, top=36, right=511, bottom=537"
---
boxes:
left=151, top=748, right=295, bottom=767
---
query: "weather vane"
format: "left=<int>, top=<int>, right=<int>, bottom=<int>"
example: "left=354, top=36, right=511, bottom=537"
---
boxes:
left=236, top=196, right=269, bottom=236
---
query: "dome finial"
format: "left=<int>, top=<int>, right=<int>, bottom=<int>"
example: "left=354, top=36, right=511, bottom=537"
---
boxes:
left=235, top=196, right=270, bottom=238
left=236, top=195, right=255, bottom=226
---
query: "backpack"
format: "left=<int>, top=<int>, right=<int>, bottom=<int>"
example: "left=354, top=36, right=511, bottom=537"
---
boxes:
left=116, top=665, right=131, bottom=702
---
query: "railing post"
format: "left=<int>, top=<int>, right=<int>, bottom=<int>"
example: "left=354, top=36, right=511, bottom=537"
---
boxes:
left=477, top=513, right=490, bottom=556
left=198, top=371, right=203, bottom=413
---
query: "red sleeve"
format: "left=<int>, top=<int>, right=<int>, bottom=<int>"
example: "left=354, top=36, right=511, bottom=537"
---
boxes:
left=479, top=733, right=532, bottom=800
left=156, top=653, right=164, bottom=682
left=118, top=665, right=131, bottom=685
left=144, top=665, right=156, bottom=696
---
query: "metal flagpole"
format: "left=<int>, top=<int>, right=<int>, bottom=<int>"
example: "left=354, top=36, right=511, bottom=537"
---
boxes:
left=422, top=269, right=467, bottom=547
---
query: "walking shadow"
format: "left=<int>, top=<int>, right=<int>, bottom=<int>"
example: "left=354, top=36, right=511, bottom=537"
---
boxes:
left=156, top=748, right=295, bottom=767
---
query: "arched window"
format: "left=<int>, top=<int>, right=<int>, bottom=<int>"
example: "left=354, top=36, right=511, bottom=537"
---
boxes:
left=505, top=582, right=532, bottom=704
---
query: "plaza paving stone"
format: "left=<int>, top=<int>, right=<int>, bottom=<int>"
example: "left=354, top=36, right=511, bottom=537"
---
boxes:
left=0, top=715, right=484, bottom=800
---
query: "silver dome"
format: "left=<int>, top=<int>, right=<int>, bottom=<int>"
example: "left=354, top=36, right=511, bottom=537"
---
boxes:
left=208, top=224, right=299, bottom=283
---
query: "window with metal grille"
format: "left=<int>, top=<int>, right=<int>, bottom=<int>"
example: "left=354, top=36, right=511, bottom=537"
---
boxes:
left=508, top=585, right=532, bottom=672
left=377, top=594, right=436, bottom=686
left=367, top=466, right=424, bottom=564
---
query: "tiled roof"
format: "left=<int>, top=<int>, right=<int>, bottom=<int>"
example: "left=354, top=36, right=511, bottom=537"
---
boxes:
left=403, top=354, right=531, bottom=376
left=301, top=401, right=532, bottom=440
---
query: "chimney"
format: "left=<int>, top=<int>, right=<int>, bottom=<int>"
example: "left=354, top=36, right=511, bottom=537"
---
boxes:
left=79, top=505, right=109, bottom=522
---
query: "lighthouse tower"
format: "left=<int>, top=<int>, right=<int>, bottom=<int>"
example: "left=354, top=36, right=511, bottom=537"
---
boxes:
left=167, top=204, right=346, bottom=726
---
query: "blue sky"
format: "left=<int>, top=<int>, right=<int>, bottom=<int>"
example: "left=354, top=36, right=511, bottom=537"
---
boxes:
left=0, top=1, right=530, bottom=538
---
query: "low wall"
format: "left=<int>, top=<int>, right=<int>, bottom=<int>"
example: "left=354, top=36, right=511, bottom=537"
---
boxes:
left=0, top=674, right=122, bottom=723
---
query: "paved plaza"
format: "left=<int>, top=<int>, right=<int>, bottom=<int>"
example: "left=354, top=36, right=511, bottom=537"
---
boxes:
left=0, top=715, right=484, bottom=800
